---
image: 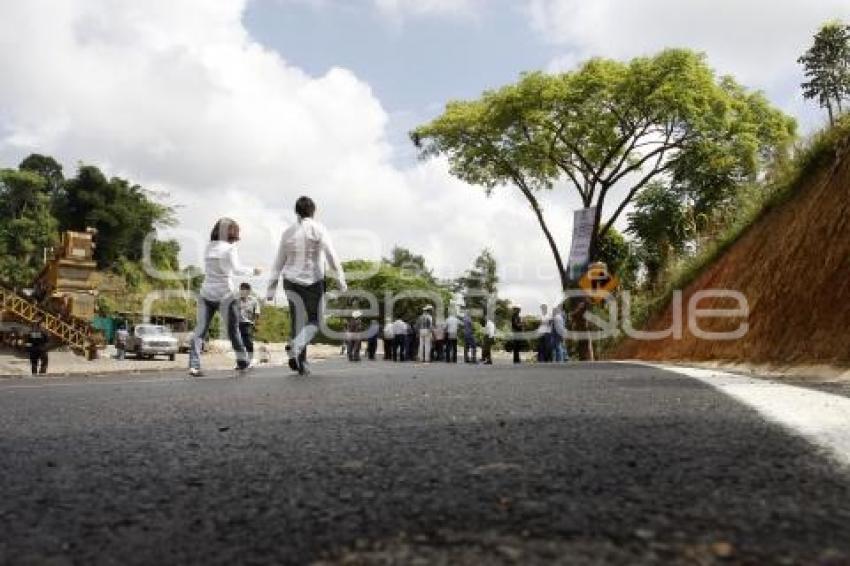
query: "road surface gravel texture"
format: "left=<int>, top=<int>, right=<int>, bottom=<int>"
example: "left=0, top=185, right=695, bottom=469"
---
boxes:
left=1, top=361, right=850, bottom=565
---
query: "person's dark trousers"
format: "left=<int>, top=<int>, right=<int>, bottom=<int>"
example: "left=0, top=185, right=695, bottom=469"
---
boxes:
left=482, top=336, right=492, bottom=364
left=29, top=350, right=48, bottom=374
left=537, top=337, right=551, bottom=363
left=394, top=335, right=405, bottom=361
left=512, top=339, right=521, bottom=364
left=446, top=338, right=458, bottom=363
left=410, top=334, right=418, bottom=362
left=367, top=338, right=378, bottom=360
left=546, top=332, right=556, bottom=362
left=239, top=322, right=255, bottom=361
left=347, top=340, right=361, bottom=361
left=284, top=279, right=324, bottom=365
left=383, top=338, right=392, bottom=360
left=464, top=341, right=477, bottom=363
left=434, top=340, right=444, bottom=361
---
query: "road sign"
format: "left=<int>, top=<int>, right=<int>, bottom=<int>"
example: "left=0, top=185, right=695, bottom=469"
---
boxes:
left=578, top=262, right=619, bottom=304
left=567, top=207, right=597, bottom=279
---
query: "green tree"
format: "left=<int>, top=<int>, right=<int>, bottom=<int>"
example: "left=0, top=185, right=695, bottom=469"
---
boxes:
left=384, top=246, right=434, bottom=282
left=799, top=21, right=850, bottom=126
left=336, top=259, right=452, bottom=323
left=595, top=229, right=639, bottom=291
left=455, top=248, right=511, bottom=325
left=626, top=183, right=692, bottom=289
left=56, top=164, right=174, bottom=268
left=412, top=49, right=795, bottom=291
left=0, top=169, right=58, bottom=288
left=19, top=154, right=64, bottom=204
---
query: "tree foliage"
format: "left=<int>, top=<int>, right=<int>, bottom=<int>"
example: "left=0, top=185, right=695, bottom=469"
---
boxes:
left=336, top=259, right=452, bottom=323
left=413, top=49, right=796, bottom=290
left=0, top=169, right=58, bottom=288
left=384, top=246, right=435, bottom=282
left=799, top=21, right=850, bottom=125
left=55, top=164, right=175, bottom=269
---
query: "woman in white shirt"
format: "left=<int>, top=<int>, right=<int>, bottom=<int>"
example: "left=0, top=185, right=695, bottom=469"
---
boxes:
left=189, top=218, right=261, bottom=377
left=266, top=197, right=347, bottom=375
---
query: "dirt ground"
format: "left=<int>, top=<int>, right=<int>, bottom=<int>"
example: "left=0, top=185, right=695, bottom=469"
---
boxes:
left=615, top=136, right=850, bottom=366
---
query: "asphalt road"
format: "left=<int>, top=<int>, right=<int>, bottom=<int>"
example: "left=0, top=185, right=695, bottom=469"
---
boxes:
left=2, top=360, right=850, bottom=565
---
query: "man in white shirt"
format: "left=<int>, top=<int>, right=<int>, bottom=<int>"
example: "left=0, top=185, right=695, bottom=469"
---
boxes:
left=266, top=196, right=347, bottom=375
left=536, top=303, right=553, bottom=363
left=482, top=318, right=496, bottom=365
left=444, top=312, right=460, bottom=363
left=392, top=318, right=407, bottom=361
left=382, top=319, right=395, bottom=360
left=552, top=305, right=568, bottom=362
left=416, top=306, right=434, bottom=362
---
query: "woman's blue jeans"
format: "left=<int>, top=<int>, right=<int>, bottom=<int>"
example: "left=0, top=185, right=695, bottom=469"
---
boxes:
left=189, top=295, right=248, bottom=370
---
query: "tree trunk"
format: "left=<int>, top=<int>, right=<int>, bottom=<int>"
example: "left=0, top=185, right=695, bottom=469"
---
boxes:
left=521, top=188, right=569, bottom=292
left=567, top=205, right=604, bottom=362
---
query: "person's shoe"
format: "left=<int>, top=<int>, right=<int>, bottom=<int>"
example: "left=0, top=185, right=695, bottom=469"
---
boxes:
left=288, top=357, right=299, bottom=372
left=188, top=368, right=203, bottom=377
left=299, top=360, right=311, bottom=376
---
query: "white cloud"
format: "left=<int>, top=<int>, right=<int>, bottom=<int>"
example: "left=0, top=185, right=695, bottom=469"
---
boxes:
left=0, top=0, right=571, bottom=311
left=527, top=0, right=850, bottom=131
left=373, top=0, right=481, bottom=21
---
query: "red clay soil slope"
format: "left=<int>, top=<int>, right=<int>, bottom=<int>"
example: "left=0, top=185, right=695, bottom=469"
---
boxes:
left=615, top=143, right=850, bottom=365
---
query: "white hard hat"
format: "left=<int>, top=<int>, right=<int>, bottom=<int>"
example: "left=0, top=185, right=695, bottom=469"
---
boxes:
left=352, top=310, right=362, bottom=318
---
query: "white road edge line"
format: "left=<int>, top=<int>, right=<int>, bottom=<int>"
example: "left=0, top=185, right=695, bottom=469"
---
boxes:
left=647, top=363, right=850, bottom=468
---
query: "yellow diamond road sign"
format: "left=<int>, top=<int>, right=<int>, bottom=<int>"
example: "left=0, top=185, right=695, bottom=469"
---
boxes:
left=578, top=262, right=619, bottom=304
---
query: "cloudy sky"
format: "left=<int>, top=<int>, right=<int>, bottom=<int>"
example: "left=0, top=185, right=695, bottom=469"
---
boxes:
left=1, top=0, right=848, bottom=307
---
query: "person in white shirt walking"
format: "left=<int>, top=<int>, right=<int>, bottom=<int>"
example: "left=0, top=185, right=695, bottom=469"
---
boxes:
left=189, top=218, right=262, bottom=377
left=416, top=306, right=434, bottom=362
left=444, top=312, right=460, bottom=363
left=552, top=305, right=568, bottom=362
left=266, top=196, right=347, bottom=375
left=482, top=317, right=496, bottom=365
left=392, top=318, right=407, bottom=361
left=382, top=319, right=394, bottom=360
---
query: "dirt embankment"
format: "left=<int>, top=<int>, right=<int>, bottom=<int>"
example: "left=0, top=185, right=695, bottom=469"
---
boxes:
left=616, top=139, right=850, bottom=366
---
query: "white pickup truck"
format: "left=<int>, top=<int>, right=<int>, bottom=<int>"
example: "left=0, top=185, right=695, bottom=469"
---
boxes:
left=126, top=324, right=179, bottom=360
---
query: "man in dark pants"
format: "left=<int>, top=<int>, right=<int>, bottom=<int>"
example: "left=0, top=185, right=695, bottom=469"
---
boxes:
left=445, top=312, right=459, bottom=363
left=463, top=312, right=477, bottom=364
left=346, top=312, right=362, bottom=362
left=382, top=319, right=394, bottom=360
left=392, top=318, right=406, bottom=361
left=511, top=305, right=523, bottom=364
left=238, top=282, right=261, bottom=366
left=366, top=319, right=379, bottom=360
left=25, top=317, right=49, bottom=375
left=267, top=196, right=347, bottom=375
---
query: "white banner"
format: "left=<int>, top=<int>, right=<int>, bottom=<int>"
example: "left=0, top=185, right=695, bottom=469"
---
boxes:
left=567, top=206, right=597, bottom=277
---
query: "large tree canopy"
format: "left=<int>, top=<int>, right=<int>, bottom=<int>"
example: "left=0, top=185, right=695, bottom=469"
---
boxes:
left=56, top=165, right=175, bottom=269
left=412, top=49, right=796, bottom=290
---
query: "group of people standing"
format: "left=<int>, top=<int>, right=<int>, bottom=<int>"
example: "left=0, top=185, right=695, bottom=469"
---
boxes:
left=369, top=308, right=496, bottom=365
left=509, top=303, right=570, bottom=364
